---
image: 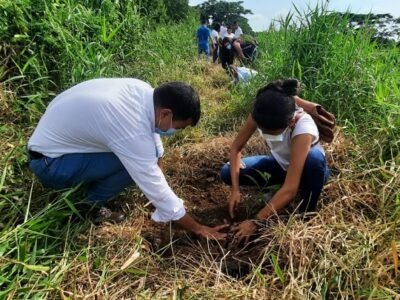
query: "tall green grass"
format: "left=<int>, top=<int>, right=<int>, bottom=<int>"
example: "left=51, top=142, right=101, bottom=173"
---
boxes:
left=231, top=4, right=399, bottom=163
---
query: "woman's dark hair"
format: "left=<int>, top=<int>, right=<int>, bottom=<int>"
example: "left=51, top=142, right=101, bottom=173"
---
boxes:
left=213, top=23, right=221, bottom=31
left=221, top=37, right=231, bottom=45
left=252, top=79, right=300, bottom=130
left=154, top=81, right=201, bottom=126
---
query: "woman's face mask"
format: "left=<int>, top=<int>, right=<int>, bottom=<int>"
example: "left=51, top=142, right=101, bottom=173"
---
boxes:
left=262, top=127, right=289, bottom=142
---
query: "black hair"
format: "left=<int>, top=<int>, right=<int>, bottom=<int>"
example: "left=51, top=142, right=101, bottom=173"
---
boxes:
left=154, top=81, right=201, bottom=126
left=213, top=23, right=221, bottom=31
left=252, top=79, right=300, bottom=130
left=221, top=37, right=231, bottom=45
left=201, top=19, right=207, bottom=25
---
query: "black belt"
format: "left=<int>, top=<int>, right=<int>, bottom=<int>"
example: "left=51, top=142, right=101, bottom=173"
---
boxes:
left=28, top=150, right=44, bottom=160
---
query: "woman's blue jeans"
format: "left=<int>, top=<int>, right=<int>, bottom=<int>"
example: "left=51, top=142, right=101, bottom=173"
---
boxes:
left=220, top=148, right=330, bottom=212
left=29, top=152, right=134, bottom=205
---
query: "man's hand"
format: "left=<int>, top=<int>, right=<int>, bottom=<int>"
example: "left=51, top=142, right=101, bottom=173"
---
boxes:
left=175, top=214, right=227, bottom=240
left=232, top=220, right=257, bottom=244
left=228, top=190, right=241, bottom=219
left=196, top=224, right=228, bottom=240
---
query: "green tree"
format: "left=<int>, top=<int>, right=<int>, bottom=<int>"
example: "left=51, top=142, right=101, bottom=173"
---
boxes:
left=164, top=0, right=189, bottom=22
left=197, top=0, right=253, bottom=33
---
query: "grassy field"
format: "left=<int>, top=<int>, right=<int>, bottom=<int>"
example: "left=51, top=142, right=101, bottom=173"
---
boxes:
left=0, top=1, right=399, bottom=299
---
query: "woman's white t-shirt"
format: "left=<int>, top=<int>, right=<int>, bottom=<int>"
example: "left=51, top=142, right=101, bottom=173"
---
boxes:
left=211, top=29, right=219, bottom=45
left=261, top=111, right=325, bottom=171
left=224, top=33, right=235, bottom=39
left=234, top=26, right=243, bottom=39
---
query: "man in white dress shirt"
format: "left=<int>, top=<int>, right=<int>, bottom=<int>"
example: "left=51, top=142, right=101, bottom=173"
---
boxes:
left=28, top=78, right=227, bottom=239
left=233, top=21, right=243, bottom=40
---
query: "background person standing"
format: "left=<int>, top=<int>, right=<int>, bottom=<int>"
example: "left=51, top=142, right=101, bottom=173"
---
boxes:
left=196, top=19, right=212, bottom=59
left=211, top=23, right=220, bottom=63
left=233, top=21, right=243, bottom=40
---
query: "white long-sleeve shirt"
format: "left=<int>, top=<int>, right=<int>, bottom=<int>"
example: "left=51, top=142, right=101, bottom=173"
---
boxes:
left=28, top=78, right=185, bottom=222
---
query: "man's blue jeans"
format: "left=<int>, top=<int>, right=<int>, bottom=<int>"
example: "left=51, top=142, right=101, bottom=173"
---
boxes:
left=29, top=152, right=133, bottom=205
left=220, top=148, right=330, bottom=212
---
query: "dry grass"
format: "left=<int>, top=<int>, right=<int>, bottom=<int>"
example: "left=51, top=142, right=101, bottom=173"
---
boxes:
left=59, top=128, right=399, bottom=299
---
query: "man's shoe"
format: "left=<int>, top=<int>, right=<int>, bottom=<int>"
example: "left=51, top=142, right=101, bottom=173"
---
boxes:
left=92, top=207, right=126, bottom=224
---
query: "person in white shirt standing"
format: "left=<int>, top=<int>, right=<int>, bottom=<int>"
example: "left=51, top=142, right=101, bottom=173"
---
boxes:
left=223, top=25, right=235, bottom=39
left=219, top=21, right=227, bottom=39
left=28, top=78, right=227, bottom=239
left=233, top=21, right=243, bottom=40
left=210, top=23, right=220, bottom=63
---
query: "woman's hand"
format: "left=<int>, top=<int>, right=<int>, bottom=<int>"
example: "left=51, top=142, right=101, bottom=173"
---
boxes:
left=228, top=190, right=241, bottom=219
left=232, top=220, right=257, bottom=244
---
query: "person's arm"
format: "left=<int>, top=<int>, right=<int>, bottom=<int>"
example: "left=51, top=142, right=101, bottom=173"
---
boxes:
left=233, top=40, right=245, bottom=59
left=233, top=133, right=314, bottom=242
left=110, top=135, right=226, bottom=239
left=208, top=30, right=213, bottom=47
left=228, top=114, right=257, bottom=218
left=153, top=133, right=164, bottom=169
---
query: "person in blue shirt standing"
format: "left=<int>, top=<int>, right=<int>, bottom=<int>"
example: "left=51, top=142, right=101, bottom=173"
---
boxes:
left=197, top=19, right=211, bottom=59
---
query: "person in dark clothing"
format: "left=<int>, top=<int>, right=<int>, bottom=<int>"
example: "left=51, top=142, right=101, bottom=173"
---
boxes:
left=220, top=37, right=257, bottom=69
left=220, top=37, right=235, bottom=70
left=239, top=40, right=257, bottom=61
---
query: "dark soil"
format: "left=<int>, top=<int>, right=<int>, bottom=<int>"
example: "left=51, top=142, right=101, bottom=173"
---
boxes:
left=139, top=136, right=269, bottom=278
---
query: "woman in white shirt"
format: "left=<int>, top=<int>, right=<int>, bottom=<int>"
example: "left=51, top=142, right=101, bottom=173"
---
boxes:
left=220, top=79, right=330, bottom=242
left=233, top=22, right=243, bottom=40
left=224, top=25, right=235, bottom=39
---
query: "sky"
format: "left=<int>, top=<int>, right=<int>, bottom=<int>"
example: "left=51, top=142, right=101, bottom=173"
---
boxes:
left=188, top=0, right=400, bottom=32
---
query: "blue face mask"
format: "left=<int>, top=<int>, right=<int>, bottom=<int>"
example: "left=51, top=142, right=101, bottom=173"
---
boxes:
left=155, top=127, right=177, bottom=136
left=155, top=113, right=177, bottom=137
